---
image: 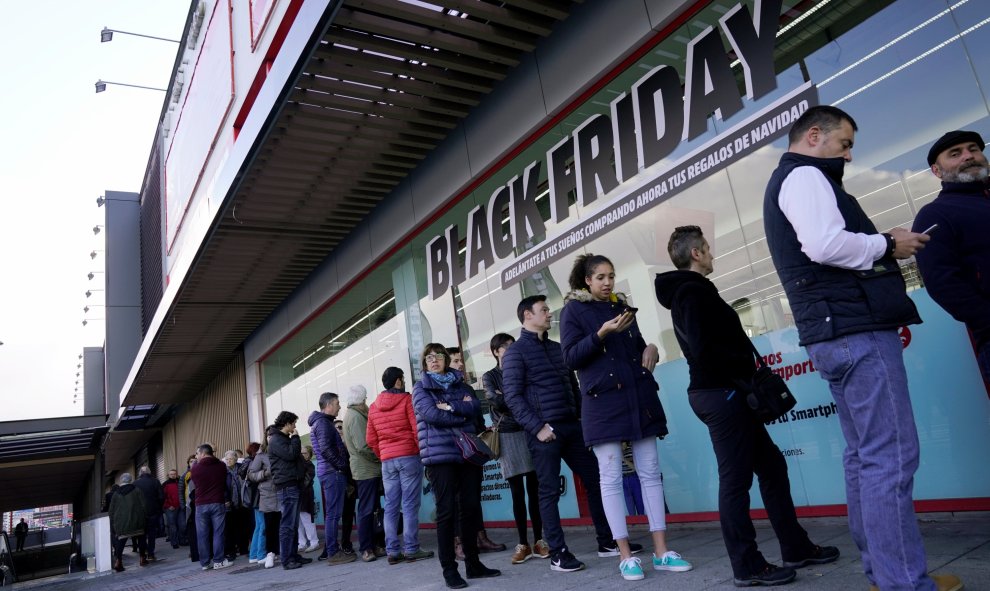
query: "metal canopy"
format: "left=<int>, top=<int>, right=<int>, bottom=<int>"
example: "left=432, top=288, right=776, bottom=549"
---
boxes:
left=0, top=416, right=109, bottom=512
left=120, top=1, right=578, bottom=413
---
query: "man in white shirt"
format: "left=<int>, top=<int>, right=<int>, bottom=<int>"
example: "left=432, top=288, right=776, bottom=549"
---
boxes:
left=763, top=105, right=959, bottom=591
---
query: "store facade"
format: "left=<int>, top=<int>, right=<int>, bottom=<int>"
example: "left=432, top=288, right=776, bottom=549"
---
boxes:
left=250, top=0, right=990, bottom=524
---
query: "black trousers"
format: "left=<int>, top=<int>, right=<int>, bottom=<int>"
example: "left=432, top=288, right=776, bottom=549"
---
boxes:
left=114, top=534, right=146, bottom=561
left=527, top=420, right=612, bottom=554
left=507, top=471, right=542, bottom=545
left=341, top=481, right=356, bottom=550
left=426, top=462, right=482, bottom=574
left=263, top=511, right=281, bottom=554
left=689, top=387, right=816, bottom=578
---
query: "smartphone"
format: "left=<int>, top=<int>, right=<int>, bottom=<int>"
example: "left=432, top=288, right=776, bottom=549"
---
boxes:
left=922, top=223, right=939, bottom=235
left=624, top=307, right=639, bottom=315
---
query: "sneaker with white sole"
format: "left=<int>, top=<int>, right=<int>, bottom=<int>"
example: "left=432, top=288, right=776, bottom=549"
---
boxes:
left=598, top=541, right=644, bottom=557
left=620, top=556, right=645, bottom=581
left=213, top=559, right=233, bottom=570
left=652, top=551, right=692, bottom=572
left=550, top=549, right=585, bottom=572
left=264, top=552, right=275, bottom=569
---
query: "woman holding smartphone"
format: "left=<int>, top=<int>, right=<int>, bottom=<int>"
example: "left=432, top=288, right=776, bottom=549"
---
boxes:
left=560, top=253, right=691, bottom=582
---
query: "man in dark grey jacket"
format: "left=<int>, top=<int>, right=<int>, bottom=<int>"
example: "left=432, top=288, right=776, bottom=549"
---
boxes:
left=269, top=411, right=312, bottom=571
left=502, top=295, right=621, bottom=574
left=134, top=466, right=164, bottom=563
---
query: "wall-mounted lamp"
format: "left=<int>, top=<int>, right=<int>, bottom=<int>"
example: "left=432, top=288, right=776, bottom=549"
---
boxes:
left=87, top=271, right=104, bottom=280
left=95, top=79, right=168, bottom=94
left=85, top=289, right=103, bottom=298
left=90, top=249, right=104, bottom=260
left=93, top=225, right=104, bottom=235
left=96, top=196, right=105, bottom=207
left=100, top=26, right=179, bottom=44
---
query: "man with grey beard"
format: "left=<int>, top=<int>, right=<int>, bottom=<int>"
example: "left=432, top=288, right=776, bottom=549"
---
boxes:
left=913, top=130, right=990, bottom=382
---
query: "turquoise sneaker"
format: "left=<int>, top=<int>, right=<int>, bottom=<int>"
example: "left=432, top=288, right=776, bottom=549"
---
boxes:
left=653, top=551, right=692, bottom=572
left=619, top=556, right=645, bottom=581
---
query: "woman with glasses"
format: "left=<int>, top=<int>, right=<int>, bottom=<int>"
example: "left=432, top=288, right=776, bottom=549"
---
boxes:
left=412, top=343, right=501, bottom=589
left=560, top=253, right=692, bottom=582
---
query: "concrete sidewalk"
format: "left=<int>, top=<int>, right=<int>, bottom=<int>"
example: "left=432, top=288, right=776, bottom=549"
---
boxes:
left=16, top=512, right=989, bottom=590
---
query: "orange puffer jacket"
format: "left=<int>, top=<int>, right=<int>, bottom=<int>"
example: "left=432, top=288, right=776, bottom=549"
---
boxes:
left=367, top=389, right=420, bottom=462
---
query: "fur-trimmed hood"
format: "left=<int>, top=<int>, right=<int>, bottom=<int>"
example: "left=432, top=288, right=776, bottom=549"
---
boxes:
left=563, top=288, right=628, bottom=305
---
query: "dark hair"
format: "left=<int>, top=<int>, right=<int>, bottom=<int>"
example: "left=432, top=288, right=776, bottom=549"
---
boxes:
left=197, top=443, right=214, bottom=456
left=318, top=392, right=339, bottom=410
left=274, top=411, right=298, bottom=429
left=668, top=225, right=706, bottom=270
left=489, top=333, right=515, bottom=356
left=445, top=346, right=461, bottom=355
left=382, top=367, right=404, bottom=390
left=246, top=442, right=261, bottom=457
left=517, top=295, right=547, bottom=324
left=567, top=254, right=614, bottom=291
left=788, top=105, right=858, bottom=145
left=421, top=343, right=450, bottom=373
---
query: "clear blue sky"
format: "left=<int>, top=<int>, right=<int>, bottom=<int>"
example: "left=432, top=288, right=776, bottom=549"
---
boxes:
left=0, top=1, right=189, bottom=420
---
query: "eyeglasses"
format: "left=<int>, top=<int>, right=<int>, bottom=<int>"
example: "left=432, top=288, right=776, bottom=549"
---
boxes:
left=425, top=353, right=447, bottom=362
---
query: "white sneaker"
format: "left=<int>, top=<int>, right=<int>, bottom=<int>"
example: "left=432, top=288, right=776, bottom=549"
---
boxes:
left=248, top=558, right=259, bottom=563
left=264, top=552, right=275, bottom=569
left=213, top=559, right=233, bottom=570
left=298, top=546, right=307, bottom=553
left=306, top=543, right=322, bottom=553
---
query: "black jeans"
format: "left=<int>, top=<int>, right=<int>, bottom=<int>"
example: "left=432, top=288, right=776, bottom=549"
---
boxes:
left=689, top=387, right=816, bottom=578
left=114, top=535, right=146, bottom=562
left=426, top=463, right=482, bottom=574
left=356, top=477, right=382, bottom=552
left=144, top=516, right=160, bottom=557
left=527, top=420, right=612, bottom=554
left=341, top=480, right=356, bottom=550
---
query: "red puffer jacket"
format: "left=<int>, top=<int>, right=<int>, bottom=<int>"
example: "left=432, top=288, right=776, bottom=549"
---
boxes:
left=367, top=389, right=420, bottom=461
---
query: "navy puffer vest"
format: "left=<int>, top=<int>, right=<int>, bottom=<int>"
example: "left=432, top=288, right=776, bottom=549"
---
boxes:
left=763, top=152, right=920, bottom=346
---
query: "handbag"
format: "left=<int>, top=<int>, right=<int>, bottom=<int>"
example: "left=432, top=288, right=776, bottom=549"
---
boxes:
left=454, top=430, right=494, bottom=466
left=478, top=417, right=501, bottom=459
left=740, top=339, right=797, bottom=423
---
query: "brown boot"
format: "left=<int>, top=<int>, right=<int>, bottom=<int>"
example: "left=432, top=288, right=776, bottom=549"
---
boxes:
left=113, top=558, right=125, bottom=572
left=869, top=574, right=962, bottom=591
left=454, top=537, right=465, bottom=561
left=139, top=554, right=149, bottom=567
left=477, top=530, right=506, bottom=553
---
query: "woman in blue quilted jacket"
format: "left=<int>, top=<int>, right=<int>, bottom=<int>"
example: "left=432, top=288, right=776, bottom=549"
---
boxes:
left=412, top=342, right=500, bottom=589
left=560, top=254, right=692, bottom=582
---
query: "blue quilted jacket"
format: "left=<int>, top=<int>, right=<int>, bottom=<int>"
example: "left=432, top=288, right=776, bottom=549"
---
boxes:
left=502, top=328, right=581, bottom=436
left=412, top=371, right=481, bottom=466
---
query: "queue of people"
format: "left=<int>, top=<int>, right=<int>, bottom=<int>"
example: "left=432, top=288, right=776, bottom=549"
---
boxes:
left=102, top=111, right=981, bottom=591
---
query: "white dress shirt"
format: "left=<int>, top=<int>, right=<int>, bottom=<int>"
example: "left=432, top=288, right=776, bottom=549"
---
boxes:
left=778, top=166, right=887, bottom=271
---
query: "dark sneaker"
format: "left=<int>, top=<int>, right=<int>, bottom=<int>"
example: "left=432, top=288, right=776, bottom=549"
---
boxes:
left=405, top=549, right=435, bottom=562
left=283, top=560, right=302, bottom=570
left=597, top=541, right=644, bottom=557
left=733, top=564, right=797, bottom=587
left=328, top=552, right=357, bottom=565
left=388, top=554, right=404, bottom=565
left=550, top=549, right=585, bottom=572
left=342, top=546, right=355, bottom=556
left=361, top=549, right=377, bottom=562
left=782, top=546, right=839, bottom=568
left=444, top=571, right=468, bottom=589
left=466, top=562, right=501, bottom=579
left=296, top=556, right=313, bottom=565
left=374, top=546, right=387, bottom=558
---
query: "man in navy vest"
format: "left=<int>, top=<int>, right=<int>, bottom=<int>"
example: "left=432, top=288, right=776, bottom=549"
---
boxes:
left=763, top=105, right=960, bottom=591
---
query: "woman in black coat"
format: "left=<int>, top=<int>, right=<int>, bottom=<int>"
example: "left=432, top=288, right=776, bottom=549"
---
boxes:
left=559, top=254, right=692, bottom=581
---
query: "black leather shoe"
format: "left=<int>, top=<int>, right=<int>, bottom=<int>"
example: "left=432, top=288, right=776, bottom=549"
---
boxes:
left=444, top=571, right=468, bottom=589
left=466, top=562, right=501, bottom=579
left=283, top=560, right=302, bottom=570
left=782, top=546, right=839, bottom=568
left=296, top=556, right=313, bottom=565
left=733, top=564, right=797, bottom=586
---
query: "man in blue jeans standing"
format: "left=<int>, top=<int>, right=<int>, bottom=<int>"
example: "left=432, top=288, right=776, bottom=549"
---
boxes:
left=764, top=105, right=960, bottom=591
left=367, top=367, right=435, bottom=565
left=269, top=411, right=313, bottom=570
left=309, top=391, right=357, bottom=565
left=189, top=444, right=231, bottom=571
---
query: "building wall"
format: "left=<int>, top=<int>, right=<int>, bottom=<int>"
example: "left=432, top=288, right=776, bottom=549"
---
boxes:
left=162, top=353, right=250, bottom=471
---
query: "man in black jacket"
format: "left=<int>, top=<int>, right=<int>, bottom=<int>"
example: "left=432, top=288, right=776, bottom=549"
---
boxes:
left=502, top=295, right=621, bottom=574
left=656, top=226, right=837, bottom=587
left=269, top=411, right=312, bottom=570
left=134, top=466, right=164, bottom=564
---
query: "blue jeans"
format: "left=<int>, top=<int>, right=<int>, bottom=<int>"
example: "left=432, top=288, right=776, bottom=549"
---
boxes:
left=356, top=477, right=382, bottom=552
left=195, top=502, right=226, bottom=567
left=164, top=507, right=181, bottom=546
left=527, top=420, right=612, bottom=554
left=382, top=455, right=423, bottom=555
left=249, top=509, right=266, bottom=561
left=807, top=330, right=934, bottom=591
left=277, top=485, right=301, bottom=566
left=321, top=471, right=346, bottom=556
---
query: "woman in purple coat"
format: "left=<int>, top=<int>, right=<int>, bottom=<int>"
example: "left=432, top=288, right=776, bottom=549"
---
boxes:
left=560, top=254, right=692, bottom=582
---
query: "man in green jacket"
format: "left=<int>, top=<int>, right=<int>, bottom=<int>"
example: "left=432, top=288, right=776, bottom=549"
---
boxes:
left=343, top=384, right=384, bottom=562
left=109, top=473, right=147, bottom=572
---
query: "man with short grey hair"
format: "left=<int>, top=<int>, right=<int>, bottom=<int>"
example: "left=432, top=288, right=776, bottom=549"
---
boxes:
left=343, top=384, right=385, bottom=562
left=109, top=473, right=147, bottom=572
